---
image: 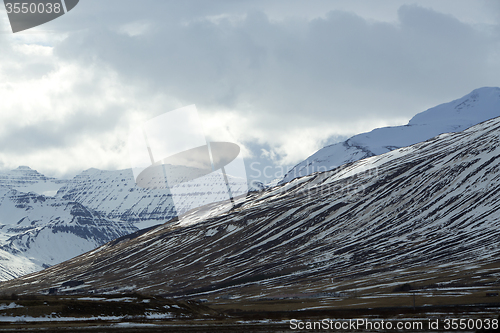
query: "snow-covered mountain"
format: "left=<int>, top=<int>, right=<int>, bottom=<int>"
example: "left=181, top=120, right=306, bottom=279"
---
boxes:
left=55, top=168, right=176, bottom=229
left=0, top=162, right=248, bottom=280
left=4, top=114, right=500, bottom=297
left=0, top=186, right=137, bottom=281
left=281, top=87, right=500, bottom=183
left=0, top=166, right=68, bottom=197
left=56, top=167, right=250, bottom=229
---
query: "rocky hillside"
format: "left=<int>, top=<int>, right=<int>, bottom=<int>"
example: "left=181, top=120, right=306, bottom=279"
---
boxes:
left=3, top=115, right=500, bottom=297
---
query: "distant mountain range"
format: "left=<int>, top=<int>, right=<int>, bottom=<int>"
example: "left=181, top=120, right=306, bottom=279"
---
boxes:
left=281, top=87, right=500, bottom=183
left=0, top=166, right=248, bottom=280
left=56, top=167, right=249, bottom=230
left=3, top=111, right=500, bottom=297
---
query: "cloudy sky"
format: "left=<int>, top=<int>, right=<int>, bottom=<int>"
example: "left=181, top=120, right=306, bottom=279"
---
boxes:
left=0, top=0, right=499, bottom=182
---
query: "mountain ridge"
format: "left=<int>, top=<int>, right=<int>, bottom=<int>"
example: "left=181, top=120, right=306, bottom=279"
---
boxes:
left=281, top=87, right=500, bottom=183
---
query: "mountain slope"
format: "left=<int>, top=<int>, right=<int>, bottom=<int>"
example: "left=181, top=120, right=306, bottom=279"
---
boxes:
left=281, top=87, right=500, bottom=183
left=3, top=115, right=500, bottom=297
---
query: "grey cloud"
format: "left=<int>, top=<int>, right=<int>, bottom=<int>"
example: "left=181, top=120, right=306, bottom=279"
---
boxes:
left=0, top=109, right=122, bottom=154
left=0, top=121, right=76, bottom=153
left=52, top=3, right=499, bottom=125
left=2, top=1, right=499, bottom=177
left=1, top=60, right=56, bottom=81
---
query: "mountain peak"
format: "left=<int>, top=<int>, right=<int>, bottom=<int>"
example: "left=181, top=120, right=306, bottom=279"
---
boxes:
left=10, top=166, right=44, bottom=177
left=281, top=87, right=500, bottom=183
left=81, top=168, right=104, bottom=174
left=14, top=166, right=33, bottom=171
left=408, top=87, right=500, bottom=126
left=0, top=166, right=61, bottom=193
left=470, top=86, right=500, bottom=95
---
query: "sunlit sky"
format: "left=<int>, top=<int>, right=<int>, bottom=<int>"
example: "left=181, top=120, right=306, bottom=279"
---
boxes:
left=0, top=0, right=499, bottom=182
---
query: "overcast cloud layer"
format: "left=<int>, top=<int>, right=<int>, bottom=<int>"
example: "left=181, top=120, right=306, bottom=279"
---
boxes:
left=0, top=0, right=499, bottom=182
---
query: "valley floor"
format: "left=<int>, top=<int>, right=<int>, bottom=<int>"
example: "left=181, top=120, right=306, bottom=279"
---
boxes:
left=0, top=292, right=499, bottom=332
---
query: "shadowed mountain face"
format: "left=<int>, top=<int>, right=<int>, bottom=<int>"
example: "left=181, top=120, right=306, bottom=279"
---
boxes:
left=3, top=116, right=500, bottom=297
left=0, top=188, right=138, bottom=280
